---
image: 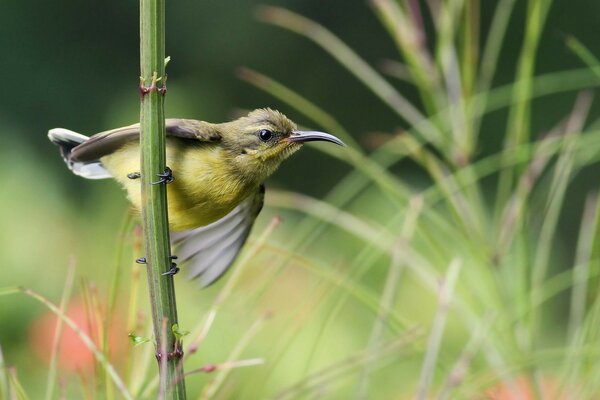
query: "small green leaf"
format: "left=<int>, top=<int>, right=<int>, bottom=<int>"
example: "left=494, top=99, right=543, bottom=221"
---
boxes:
left=171, top=324, right=189, bottom=339
left=128, top=333, right=151, bottom=346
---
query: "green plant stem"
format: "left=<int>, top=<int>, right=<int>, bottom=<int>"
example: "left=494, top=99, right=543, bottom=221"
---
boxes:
left=139, top=0, right=186, bottom=397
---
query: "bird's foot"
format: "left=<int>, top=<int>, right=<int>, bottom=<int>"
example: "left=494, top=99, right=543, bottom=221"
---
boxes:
left=152, top=167, right=174, bottom=185
left=162, top=261, right=180, bottom=276
left=127, top=172, right=141, bottom=179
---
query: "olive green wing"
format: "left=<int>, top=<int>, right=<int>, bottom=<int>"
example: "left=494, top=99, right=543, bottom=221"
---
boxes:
left=171, top=186, right=265, bottom=287
left=69, top=119, right=221, bottom=163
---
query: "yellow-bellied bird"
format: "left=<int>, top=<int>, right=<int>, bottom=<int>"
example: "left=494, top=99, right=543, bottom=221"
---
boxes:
left=48, top=108, right=344, bottom=286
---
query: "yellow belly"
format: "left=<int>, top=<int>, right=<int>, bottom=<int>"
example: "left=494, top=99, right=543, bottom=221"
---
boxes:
left=100, top=139, right=256, bottom=231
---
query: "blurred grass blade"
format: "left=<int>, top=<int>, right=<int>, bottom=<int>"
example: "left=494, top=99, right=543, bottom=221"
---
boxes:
left=0, top=344, right=8, bottom=400
left=437, top=313, right=495, bottom=400
left=45, top=260, right=76, bottom=400
left=417, top=259, right=462, bottom=400
left=7, top=368, right=29, bottom=400
left=477, top=0, right=516, bottom=92
left=497, top=0, right=553, bottom=212
left=568, top=192, right=600, bottom=342
left=565, top=35, right=600, bottom=80
left=370, top=0, right=443, bottom=116
left=256, top=5, right=443, bottom=145
left=530, top=91, right=593, bottom=345
left=107, top=212, right=134, bottom=322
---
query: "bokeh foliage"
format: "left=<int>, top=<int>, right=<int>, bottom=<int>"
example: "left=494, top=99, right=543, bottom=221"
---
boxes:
left=1, top=0, right=600, bottom=398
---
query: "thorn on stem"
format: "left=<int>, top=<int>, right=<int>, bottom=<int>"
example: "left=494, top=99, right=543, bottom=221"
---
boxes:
left=155, top=343, right=184, bottom=362
left=139, top=73, right=167, bottom=97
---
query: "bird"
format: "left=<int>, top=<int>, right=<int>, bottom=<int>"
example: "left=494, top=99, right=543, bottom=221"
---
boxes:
left=48, top=108, right=344, bottom=286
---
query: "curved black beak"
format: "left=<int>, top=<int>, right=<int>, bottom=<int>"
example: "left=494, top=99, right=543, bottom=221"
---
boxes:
left=288, top=131, right=346, bottom=146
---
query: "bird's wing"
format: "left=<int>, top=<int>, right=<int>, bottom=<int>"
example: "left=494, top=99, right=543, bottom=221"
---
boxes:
left=171, top=186, right=265, bottom=287
left=70, top=119, right=222, bottom=162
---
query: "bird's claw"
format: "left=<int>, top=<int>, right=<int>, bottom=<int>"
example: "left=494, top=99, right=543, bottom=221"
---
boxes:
left=128, top=172, right=141, bottom=179
left=162, top=262, right=180, bottom=276
left=152, top=167, right=174, bottom=185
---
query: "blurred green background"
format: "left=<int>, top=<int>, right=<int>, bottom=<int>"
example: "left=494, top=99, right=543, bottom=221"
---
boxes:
left=1, top=0, right=600, bottom=398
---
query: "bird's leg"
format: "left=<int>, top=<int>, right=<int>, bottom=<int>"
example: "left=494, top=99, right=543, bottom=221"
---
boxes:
left=127, top=172, right=141, bottom=179
left=152, top=166, right=174, bottom=185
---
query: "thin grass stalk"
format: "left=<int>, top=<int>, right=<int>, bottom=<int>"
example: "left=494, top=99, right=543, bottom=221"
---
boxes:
left=529, top=91, right=593, bottom=345
left=568, top=192, right=599, bottom=342
left=437, top=313, right=495, bottom=400
left=0, top=345, right=9, bottom=400
left=565, top=36, right=600, bottom=80
left=126, top=226, right=150, bottom=395
left=371, top=0, right=443, bottom=116
left=7, top=368, right=28, bottom=400
left=105, top=213, right=134, bottom=398
left=139, top=0, right=186, bottom=395
left=470, top=0, right=516, bottom=131
left=45, top=261, right=76, bottom=400
left=107, top=212, right=135, bottom=321
left=417, top=258, right=462, bottom=400
left=460, top=0, right=479, bottom=100
left=496, top=0, right=552, bottom=214
left=435, top=0, right=470, bottom=158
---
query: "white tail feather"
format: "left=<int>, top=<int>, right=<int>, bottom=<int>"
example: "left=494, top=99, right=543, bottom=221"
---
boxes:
left=48, top=128, right=112, bottom=180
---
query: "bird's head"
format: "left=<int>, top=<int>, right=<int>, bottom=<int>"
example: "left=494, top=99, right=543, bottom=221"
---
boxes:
left=221, top=108, right=344, bottom=181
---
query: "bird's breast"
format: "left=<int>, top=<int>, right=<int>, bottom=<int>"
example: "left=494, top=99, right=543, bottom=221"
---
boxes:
left=101, top=139, right=259, bottom=231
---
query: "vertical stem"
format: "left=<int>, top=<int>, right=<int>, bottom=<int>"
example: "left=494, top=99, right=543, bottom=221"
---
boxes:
left=139, top=0, right=186, bottom=397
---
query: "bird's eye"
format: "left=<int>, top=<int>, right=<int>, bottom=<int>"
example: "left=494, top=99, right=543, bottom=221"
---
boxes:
left=258, top=129, right=273, bottom=141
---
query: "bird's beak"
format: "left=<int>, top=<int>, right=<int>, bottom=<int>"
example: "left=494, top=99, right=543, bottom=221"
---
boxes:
left=288, top=131, right=346, bottom=146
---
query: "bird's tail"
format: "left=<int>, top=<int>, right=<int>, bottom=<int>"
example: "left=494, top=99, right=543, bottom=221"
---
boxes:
left=48, top=128, right=111, bottom=179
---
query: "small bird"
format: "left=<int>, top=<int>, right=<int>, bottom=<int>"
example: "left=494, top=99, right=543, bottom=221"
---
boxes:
left=48, top=108, right=344, bottom=286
